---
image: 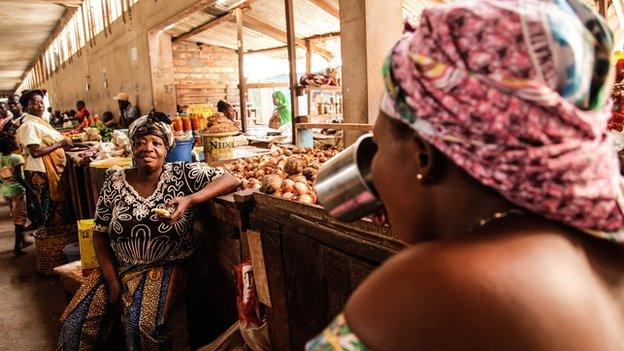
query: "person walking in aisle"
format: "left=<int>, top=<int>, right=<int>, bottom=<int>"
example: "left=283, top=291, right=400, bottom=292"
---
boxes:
left=0, top=132, right=35, bottom=257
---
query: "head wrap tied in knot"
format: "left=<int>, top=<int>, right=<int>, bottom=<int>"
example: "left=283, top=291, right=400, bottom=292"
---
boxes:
left=128, top=110, right=174, bottom=150
left=382, top=0, right=624, bottom=241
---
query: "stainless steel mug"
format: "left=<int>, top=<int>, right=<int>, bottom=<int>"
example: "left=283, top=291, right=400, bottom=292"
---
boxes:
left=315, top=134, right=384, bottom=222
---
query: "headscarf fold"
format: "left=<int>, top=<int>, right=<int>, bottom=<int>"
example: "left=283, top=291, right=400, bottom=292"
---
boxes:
left=382, top=0, right=624, bottom=241
left=128, top=110, right=174, bottom=150
left=273, top=91, right=292, bottom=125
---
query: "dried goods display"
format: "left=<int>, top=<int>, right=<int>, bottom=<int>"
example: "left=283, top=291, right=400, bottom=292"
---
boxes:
left=94, top=130, right=132, bottom=160
left=206, top=112, right=238, bottom=134
left=224, top=147, right=338, bottom=204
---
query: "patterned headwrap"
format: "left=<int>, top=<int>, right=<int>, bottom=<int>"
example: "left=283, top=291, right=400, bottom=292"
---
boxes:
left=128, top=110, right=174, bottom=150
left=381, top=0, right=624, bottom=241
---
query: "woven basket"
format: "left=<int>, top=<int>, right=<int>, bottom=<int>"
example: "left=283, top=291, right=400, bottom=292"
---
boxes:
left=33, top=224, right=78, bottom=275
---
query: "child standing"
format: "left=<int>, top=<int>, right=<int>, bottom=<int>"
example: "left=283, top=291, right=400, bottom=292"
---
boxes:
left=0, top=132, right=34, bottom=257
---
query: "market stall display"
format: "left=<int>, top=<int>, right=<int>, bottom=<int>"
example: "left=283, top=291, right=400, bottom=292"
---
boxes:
left=224, top=147, right=338, bottom=204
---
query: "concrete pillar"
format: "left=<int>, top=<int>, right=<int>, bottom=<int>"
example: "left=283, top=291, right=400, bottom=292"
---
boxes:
left=339, top=0, right=403, bottom=144
left=148, top=31, right=177, bottom=114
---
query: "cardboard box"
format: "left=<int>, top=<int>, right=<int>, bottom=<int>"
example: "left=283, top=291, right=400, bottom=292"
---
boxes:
left=77, top=220, right=99, bottom=270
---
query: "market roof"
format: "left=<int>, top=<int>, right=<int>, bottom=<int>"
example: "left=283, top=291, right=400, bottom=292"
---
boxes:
left=164, top=0, right=458, bottom=57
left=0, top=0, right=77, bottom=94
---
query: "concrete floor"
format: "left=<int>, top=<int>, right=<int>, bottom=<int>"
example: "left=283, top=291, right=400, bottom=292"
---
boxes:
left=0, top=203, right=65, bottom=350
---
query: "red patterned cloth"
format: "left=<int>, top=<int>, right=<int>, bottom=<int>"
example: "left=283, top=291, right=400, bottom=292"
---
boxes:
left=382, top=0, right=624, bottom=241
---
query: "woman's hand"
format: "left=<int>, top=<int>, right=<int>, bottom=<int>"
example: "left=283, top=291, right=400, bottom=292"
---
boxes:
left=59, top=138, right=74, bottom=150
left=167, top=196, right=193, bottom=223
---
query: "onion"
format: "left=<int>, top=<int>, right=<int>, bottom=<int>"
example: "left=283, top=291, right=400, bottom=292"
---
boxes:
left=284, top=157, right=303, bottom=175
left=260, top=175, right=283, bottom=194
left=256, top=170, right=266, bottom=178
left=294, top=182, right=308, bottom=195
left=289, top=175, right=307, bottom=183
left=282, top=192, right=295, bottom=200
left=282, top=179, right=295, bottom=193
left=274, top=189, right=283, bottom=197
left=299, top=194, right=314, bottom=204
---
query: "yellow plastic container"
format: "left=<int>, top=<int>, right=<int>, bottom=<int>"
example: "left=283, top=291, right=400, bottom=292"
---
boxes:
left=77, top=219, right=99, bottom=270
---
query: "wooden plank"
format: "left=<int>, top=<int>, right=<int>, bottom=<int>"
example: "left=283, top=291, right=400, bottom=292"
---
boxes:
left=285, top=0, right=299, bottom=145
left=308, top=0, right=340, bottom=18
left=247, top=230, right=272, bottom=307
left=236, top=7, right=248, bottom=133
left=305, top=39, right=312, bottom=74
left=250, top=210, right=292, bottom=351
left=302, top=85, right=342, bottom=92
left=245, top=82, right=290, bottom=89
left=296, top=122, right=373, bottom=131
left=598, top=0, right=606, bottom=17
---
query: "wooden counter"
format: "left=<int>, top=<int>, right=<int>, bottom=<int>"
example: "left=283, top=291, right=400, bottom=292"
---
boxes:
left=248, top=193, right=401, bottom=350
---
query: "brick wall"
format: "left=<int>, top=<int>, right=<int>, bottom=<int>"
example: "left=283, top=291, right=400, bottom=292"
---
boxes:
left=173, top=42, right=240, bottom=107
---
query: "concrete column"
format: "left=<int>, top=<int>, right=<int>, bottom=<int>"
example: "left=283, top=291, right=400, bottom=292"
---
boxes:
left=339, top=0, right=402, bottom=144
left=148, top=31, right=177, bottom=114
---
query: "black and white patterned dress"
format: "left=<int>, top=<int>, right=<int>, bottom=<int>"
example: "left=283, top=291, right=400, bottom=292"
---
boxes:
left=94, top=162, right=224, bottom=267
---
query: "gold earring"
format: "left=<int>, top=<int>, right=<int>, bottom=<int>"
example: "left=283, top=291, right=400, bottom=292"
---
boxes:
left=416, top=174, right=423, bottom=181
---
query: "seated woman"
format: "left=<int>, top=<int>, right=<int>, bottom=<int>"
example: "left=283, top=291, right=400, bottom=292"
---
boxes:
left=58, top=111, right=240, bottom=350
left=308, top=1, right=624, bottom=350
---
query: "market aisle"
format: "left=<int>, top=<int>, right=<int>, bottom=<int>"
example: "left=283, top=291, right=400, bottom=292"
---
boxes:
left=0, top=203, right=65, bottom=350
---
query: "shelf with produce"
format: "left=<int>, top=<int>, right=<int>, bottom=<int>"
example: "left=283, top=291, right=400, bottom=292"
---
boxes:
left=300, top=85, right=342, bottom=93
left=295, top=123, right=373, bottom=131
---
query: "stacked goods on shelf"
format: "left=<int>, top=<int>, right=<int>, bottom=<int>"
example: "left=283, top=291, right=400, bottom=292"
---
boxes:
left=224, top=147, right=338, bottom=204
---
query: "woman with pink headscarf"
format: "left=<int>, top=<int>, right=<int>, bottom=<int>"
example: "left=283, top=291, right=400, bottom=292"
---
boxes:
left=307, top=1, right=624, bottom=350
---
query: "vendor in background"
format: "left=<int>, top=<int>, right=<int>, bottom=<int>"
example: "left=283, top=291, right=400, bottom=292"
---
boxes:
left=114, top=92, right=141, bottom=128
left=307, top=2, right=624, bottom=350
left=0, top=132, right=34, bottom=257
left=0, top=102, right=14, bottom=133
left=75, top=100, right=90, bottom=123
left=102, top=110, right=119, bottom=129
left=217, top=100, right=236, bottom=120
left=51, top=110, right=64, bottom=128
left=58, top=111, right=240, bottom=350
left=7, top=94, right=26, bottom=132
left=268, top=91, right=292, bottom=130
left=15, top=89, right=74, bottom=228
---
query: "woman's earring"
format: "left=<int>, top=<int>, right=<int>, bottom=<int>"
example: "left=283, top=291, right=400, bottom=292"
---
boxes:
left=416, top=174, right=424, bottom=181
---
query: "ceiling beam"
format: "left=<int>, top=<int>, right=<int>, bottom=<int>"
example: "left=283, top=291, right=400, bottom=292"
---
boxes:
left=238, top=15, right=334, bottom=60
left=21, top=0, right=83, bottom=4
left=151, top=0, right=220, bottom=32
left=244, top=31, right=340, bottom=55
left=171, top=0, right=258, bottom=42
left=173, top=12, right=237, bottom=42
left=308, top=0, right=339, bottom=18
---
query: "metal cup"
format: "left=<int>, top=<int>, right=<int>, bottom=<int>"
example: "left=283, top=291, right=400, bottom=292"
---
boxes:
left=315, top=134, right=384, bottom=222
